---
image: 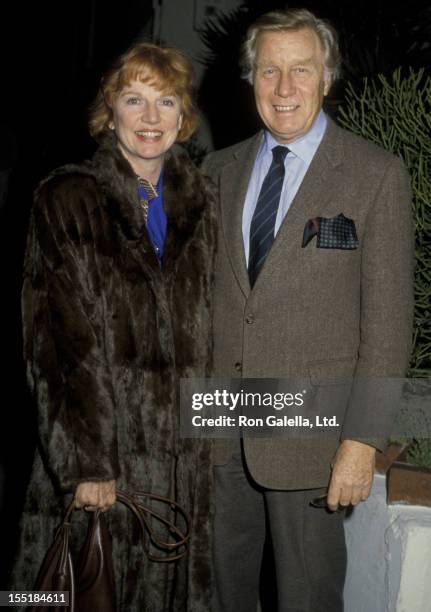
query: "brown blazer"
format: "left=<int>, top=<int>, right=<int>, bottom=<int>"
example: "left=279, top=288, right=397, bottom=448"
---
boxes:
left=202, top=118, right=414, bottom=490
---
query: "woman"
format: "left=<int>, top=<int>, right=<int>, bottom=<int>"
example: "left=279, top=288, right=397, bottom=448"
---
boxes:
left=11, top=43, right=216, bottom=610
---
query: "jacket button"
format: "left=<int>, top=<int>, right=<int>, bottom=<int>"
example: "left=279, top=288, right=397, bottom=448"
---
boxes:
left=245, top=314, right=255, bottom=324
left=234, top=361, right=242, bottom=372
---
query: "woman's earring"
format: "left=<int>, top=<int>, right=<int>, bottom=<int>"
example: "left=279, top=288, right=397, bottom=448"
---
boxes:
left=108, top=122, right=115, bottom=131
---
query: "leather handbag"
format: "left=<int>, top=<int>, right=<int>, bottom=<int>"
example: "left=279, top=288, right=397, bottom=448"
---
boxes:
left=28, top=490, right=191, bottom=611
left=28, top=504, right=115, bottom=612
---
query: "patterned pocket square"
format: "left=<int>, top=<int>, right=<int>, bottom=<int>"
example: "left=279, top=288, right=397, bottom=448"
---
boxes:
left=302, top=213, right=358, bottom=249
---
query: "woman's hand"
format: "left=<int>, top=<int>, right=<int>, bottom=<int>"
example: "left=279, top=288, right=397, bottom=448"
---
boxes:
left=74, top=479, right=116, bottom=512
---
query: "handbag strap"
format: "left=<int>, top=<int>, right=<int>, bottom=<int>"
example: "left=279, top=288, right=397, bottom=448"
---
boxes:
left=52, top=500, right=76, bottom=581
left=116, top=490, right=191, bottom=562
left=59, top=489, right=191, bottom=563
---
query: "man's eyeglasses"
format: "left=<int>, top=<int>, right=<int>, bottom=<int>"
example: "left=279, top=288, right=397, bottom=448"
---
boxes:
left=309, top=493, right=346, bottom=513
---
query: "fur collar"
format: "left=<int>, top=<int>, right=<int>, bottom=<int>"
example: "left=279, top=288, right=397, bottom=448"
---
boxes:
left=92, top=130, right=210, bottom=246
left=42, top=131, right=213, bottom=270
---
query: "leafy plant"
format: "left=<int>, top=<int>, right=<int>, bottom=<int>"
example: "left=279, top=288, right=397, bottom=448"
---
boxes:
left=406, top=439, right=431, bottom=469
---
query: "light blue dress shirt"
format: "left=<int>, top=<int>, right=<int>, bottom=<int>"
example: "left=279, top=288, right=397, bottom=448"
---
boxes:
left=242, top=110, right=327, bottom=264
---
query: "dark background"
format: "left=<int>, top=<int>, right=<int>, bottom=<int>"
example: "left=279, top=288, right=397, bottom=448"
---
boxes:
left=0, top=0, right=429, bottom=596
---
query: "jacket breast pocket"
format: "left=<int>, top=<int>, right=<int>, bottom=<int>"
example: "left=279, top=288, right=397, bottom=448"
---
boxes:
left=302, top=213, right=359, bottom=250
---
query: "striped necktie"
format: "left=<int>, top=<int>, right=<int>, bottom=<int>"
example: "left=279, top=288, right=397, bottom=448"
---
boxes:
left=248, top=145, right=289, bottom=288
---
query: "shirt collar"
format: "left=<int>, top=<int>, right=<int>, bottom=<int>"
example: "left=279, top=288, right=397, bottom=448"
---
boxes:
left=261, top=109, right=327, bottom=164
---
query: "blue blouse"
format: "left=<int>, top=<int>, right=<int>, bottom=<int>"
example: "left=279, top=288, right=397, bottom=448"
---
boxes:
left=138, top=171, right=167, bottom=260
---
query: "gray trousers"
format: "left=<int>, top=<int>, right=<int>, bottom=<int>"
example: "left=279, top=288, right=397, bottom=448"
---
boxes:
left=212, top=445, right=347, bottom=612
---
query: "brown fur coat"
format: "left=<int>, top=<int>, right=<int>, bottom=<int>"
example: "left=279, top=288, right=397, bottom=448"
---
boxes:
left=10, top=132, right=217, bottom=611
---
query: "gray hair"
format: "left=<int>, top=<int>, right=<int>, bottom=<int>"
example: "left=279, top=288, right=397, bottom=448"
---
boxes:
left=240, top=9, right=341, bottom=86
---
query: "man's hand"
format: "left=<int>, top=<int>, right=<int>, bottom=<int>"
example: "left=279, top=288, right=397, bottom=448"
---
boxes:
left=75, top=479, right=116, bottom=512
left=327, top=440, right=376, bottom=511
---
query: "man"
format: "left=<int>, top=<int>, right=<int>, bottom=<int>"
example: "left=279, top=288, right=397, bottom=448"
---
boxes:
left=202, top=8, right=413, bottom=612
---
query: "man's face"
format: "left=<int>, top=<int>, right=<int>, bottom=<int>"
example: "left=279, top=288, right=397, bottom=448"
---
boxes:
left=253, top=28, right=330, bottom=144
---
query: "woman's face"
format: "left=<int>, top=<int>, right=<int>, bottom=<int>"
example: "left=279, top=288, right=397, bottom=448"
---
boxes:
left=110, top=79, right=183, bottom=179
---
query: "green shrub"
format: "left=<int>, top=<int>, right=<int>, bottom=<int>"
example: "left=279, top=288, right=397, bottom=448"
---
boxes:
left=406, top=439, right=431, bottom=468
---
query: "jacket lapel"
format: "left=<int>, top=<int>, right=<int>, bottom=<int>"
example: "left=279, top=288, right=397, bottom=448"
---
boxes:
left=251, top=118, right=345, bottom=287
left=219, top=132, right=263, bottom=296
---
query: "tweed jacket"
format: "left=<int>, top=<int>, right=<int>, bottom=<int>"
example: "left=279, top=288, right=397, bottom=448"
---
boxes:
left=202, top=118, right=414, bottom=490
left=11, top=132, right=217, bottom=611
